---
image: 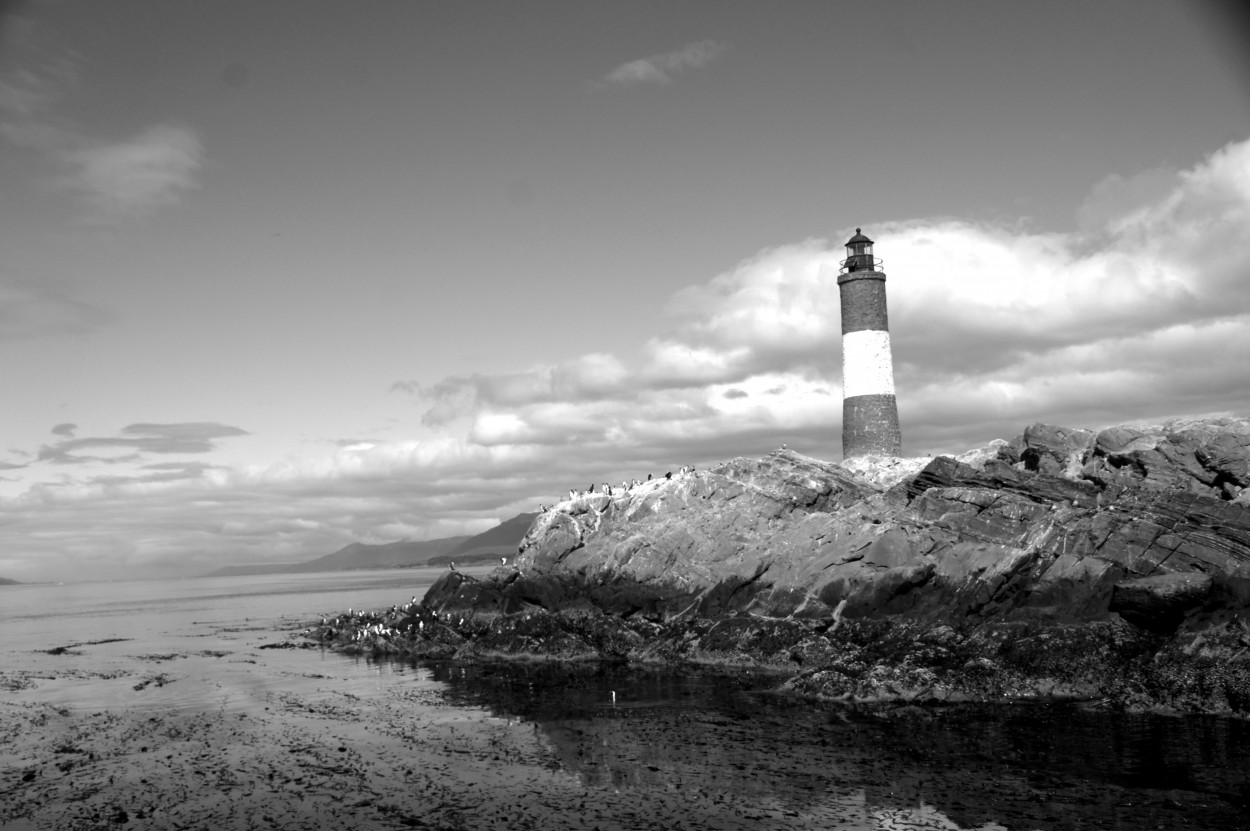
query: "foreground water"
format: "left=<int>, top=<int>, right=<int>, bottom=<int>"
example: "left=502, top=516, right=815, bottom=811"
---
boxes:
left=2, top=570, right=1248, bottom=830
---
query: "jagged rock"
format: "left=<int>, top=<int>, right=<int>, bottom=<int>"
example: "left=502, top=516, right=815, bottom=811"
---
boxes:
left=839, top=454, right=930, bottom=489
left=420, top=429, right=1250, bottom=635
left=1086, top=490, right=1250, bottom=578
left=1196, top=432, right=1250, bottom=488
left=906, top=454, right=1098, bottom=508
left=1095, top=426, right=1159, bottom=456
left=954, top=439, right=1012, bottom=471
left=1081, top=421, right=1250, bottom=501
left=1021, top=423, right=1095, bottom=477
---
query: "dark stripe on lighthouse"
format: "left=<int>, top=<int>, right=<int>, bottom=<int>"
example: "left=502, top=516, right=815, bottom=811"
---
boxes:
left=843, top=393, right=902, bottom=458
left=837, top=245, right=901, bottom=458
left=837, top=271, right=889, bottom=334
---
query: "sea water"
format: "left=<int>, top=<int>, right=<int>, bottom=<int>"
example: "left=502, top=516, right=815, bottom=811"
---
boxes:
left=2, top=569, right=1249, bottom=830
left=0, top=568, right=450, bottom=712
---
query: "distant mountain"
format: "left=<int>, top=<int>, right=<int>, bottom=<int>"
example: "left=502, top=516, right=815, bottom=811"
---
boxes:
left=0, top=577, right=19, bottom=585
left=430, top=512, right=539, bottom=566
left=289, top=536, right=470, bottom=573
left=203, top=512, right=538, bottom=578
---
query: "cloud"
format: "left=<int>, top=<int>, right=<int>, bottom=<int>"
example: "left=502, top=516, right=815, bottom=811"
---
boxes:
left=63, top=124, right=204, bottom=219
left=604, top=40, right=726, bottom=86
left=4, top=137, right=1250, bottom=582
left=0, top=51, right=77, bottom=118
left=408, top=352, right=632, bottom=428
left=36, top=422, right=249, bottom=465
left=50, top=423, right=76, bottom=437
left=0, top=54, right=203, bottom=221
left=1076, top=167, right=1181, bottom=233
left=401, top=135, right=1250, bottom=464
left=122, top=422, right=250, bottom=444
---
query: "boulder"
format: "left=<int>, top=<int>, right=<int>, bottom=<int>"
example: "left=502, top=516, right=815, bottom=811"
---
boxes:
left=1094, top=425, right=1159, bottom=456
left=1109, top=572, right=1215, bottom=632
left=1196, top=432, right=1250, bottom=487
left=1021, top=423, right=1094, bottom=477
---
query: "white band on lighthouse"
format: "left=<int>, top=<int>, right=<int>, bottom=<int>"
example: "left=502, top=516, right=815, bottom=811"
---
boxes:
left=841, top=329, right=896, bottom=398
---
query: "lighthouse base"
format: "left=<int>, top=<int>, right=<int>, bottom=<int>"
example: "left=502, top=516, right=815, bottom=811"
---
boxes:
left=842, top=393, right=902, bottom=459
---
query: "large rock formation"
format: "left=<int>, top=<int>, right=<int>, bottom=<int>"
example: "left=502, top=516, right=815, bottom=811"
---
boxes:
left=315, top=418, right=1250, bottom=715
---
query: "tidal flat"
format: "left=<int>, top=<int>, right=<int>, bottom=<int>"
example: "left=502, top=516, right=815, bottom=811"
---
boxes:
left=2, top=571, right=1249, bottom=830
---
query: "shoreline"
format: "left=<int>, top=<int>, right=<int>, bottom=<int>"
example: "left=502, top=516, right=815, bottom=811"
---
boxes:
left=307, top=600, right=1250, bottom=717
left=6, top=617, right=1250, bottom=830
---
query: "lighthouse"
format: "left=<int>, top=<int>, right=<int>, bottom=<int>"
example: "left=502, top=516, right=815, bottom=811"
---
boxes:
left=838, top=228, right=901, bottom=458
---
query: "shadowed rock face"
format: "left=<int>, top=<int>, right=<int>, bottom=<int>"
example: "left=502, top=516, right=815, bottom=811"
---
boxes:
left=324, top=419, right=1250, bottom=714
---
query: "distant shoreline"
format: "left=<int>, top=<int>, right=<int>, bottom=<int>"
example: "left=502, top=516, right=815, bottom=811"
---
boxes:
left=201, top=552, right=505, bottom=579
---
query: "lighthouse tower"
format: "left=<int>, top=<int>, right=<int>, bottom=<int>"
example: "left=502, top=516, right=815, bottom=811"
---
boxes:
left=838, top=228, right=901, bottom=458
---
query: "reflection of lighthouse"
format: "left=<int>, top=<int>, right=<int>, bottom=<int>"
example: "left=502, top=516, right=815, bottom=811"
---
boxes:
left=838, top=228, right=902, bottom=458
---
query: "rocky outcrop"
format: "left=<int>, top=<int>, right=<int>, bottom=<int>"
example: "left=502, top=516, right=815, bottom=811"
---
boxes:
left=314, top=418, right=1250, bottom=715
left=1109, top=572, right=1215, bottom=633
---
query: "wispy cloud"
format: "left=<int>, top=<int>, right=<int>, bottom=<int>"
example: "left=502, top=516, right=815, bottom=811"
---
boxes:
left=36, top=422, right=249, bottom=465
left=603, top=40, right=727, bottom=86
left=63, top=124, right=204, bottom=219
left=0, top=51, right=204, bottom=221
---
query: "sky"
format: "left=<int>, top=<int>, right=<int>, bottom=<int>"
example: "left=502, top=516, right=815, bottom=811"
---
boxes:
left=2, top=0, right=1249, bottom=583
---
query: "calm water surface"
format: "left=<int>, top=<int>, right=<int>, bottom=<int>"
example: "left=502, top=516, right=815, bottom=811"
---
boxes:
left=0, top=568, right=451, bottom=712
left=2, top=570, right=1248, bottom=830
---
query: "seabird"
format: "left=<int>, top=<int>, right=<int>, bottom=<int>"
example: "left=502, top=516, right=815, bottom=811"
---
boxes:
left=450, top=562, right=457, bottom=572
left=501, top=556, right=507, bottom=566
left=665, top=472, right=672, bottom=480
left=647, top=473, right=653, bottom=480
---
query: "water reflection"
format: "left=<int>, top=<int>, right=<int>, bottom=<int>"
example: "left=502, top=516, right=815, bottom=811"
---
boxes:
left=408, top=660, right=1250, bottom=831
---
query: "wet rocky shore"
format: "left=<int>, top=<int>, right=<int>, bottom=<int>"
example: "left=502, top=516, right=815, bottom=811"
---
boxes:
left=312, top=419, right=1250, bottom=716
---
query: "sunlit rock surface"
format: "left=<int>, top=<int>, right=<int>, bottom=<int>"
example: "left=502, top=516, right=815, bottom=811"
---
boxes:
left=318, top=418, right=1250, bottom=714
